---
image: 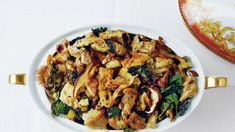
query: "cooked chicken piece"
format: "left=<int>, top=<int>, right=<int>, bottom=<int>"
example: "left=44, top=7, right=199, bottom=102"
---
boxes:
left=102, top=53, right=115, bottom=64
left=180, top=76, right=198, bottom=101
left=68, top=47, right=92, bottom=65
left=146, top=111, right=158, bottom=128
left=82, top=109, right=108, bottom=129
left=155, top=57, right=173, bottom=69
left=91, top=42, right=109, bottom=53
left=98, top=89, right=113, bottom=108
left=65, top=60, right=76, bottom=71
left=132, top=35, right=156, bottom=57
left=73, top=32, right=109, bottom=53
left=108, top=115, right=128, bottom=130
left=97, top=67, right=114, bottom=90
left=60, top=82, right=80, bottom=109
left=128, top=112, right=146, bottom=129
left=80, top=49, right=92, bottom=64
left=100, top=29, right=126, bottom=44
left=73, top=33, right=92, bottom=48
left=106, top=60, right=121, bottom=68
left=118, top=67, right=141, bottom=88
left=121, top=88, right=138, bottom=115
left=68, top=45, right=81, bottom=57
left=105, top=79, right=121, bottom=90
left=121, top=52, right=153, bottom=67
left=77, top=98, right=89, bottom=112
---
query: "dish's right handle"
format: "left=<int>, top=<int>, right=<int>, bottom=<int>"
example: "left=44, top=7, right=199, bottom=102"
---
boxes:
left=205, top=76, right=227, bottom=89
left=8, top=73, right=26, bottom=85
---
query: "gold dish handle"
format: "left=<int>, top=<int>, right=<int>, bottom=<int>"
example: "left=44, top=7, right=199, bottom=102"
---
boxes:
left=205, top=76, right=227, bottom=89
left=8, top=73, right=26, bottom=85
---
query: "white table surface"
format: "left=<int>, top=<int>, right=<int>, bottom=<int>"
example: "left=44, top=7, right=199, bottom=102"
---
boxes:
left=0, top=0, right=235, bottom=132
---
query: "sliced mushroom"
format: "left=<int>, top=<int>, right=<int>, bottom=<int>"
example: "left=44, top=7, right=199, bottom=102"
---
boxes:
left=112, top=75, right=139, bottom=101
left=138, top=92, right=151, bottom=111
left=73, top=64, right=98, bottom=98
left=157, top=71, right=170, bottom=88
left=146, top=87, right=161, bottom=114
left=166, top=109, right=174, bottom=121
left=146, top=111, right=158, bottom=128
left=118, top=67, right=141, bottom=88
left=180, top=76, right=197, bottom=101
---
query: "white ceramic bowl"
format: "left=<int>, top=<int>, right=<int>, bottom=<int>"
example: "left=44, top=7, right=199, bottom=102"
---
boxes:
left=9, top=24, right=227, bottom=132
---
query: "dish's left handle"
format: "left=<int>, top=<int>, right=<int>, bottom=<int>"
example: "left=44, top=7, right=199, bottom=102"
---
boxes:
left=8, top=73, right=26, bottom=85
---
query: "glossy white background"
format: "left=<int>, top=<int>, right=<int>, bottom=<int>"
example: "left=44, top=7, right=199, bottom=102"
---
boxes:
left=0, top=0, right=234, bottom=132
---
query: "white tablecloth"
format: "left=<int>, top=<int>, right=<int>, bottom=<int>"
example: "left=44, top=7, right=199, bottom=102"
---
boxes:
left=0, top=0, right=234, bottom=132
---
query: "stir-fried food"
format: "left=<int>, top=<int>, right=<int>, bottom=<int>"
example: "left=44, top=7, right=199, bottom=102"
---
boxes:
left=36, top=27, right=199, bottom=131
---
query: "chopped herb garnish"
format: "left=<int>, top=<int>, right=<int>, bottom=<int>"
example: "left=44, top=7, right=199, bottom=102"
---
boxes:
left=51, top=100, right=70, bottom=116
left=108, top=106, right=121, bottom=118
left=124, top=126, right=135, bottom=132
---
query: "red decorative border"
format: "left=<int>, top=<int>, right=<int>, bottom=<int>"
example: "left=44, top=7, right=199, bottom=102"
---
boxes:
left=179, top=0, right=235, bottom=63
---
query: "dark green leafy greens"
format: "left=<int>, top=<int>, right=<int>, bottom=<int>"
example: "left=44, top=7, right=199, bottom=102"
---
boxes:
left=161, top=72, right=183, bottom=97
left=51, top=100, right=70, bottom=116
left=176, top=98, right=192, bottom=117
left=76, top=110, right=83, bottom=120
left=128, top=66, right=153, bottom=83
left=124, top=126, right=135, bottom=132
left=105, top=39, right=116, bottom=52
left=108, top=106, right=121, bottom=118
left=158, top=72, right=191, bottom=121
left=161, top=93, right=179, bottom=111
left=69, top=35, right=85, bottom=45
left=158, top=93, right=179, bottom=122
left=92, top=27, right=107, bottom=37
